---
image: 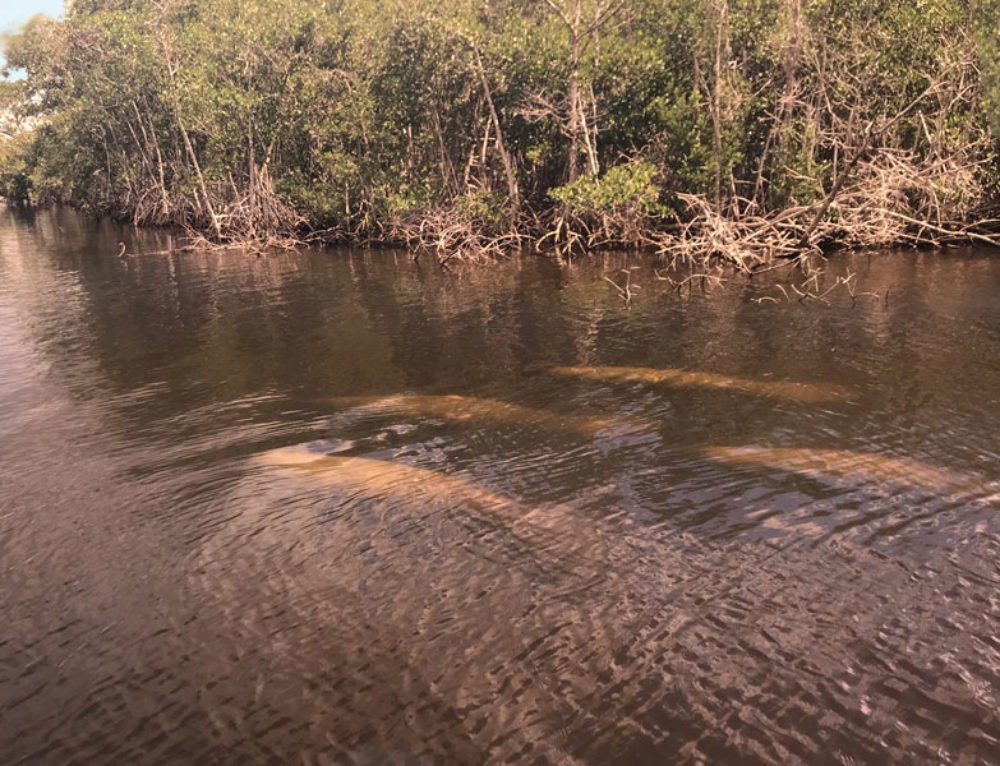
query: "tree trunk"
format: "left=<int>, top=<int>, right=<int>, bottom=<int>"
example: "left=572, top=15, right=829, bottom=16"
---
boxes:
left=711, top=0, right=727, bottom=209
left=473, top=45, right=520, bottom=209
left=163, top=55, right=223, bottom=240
left=752, top=0, right=801, bottom=204
left=567, top=21, right=581, bottom=183
left=248, top=117, right=257, bottom=225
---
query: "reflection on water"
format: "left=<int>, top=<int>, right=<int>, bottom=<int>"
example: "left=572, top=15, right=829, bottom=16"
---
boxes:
left=314, top=393, right=619, bottom=437
left=546, top=364, right=856, bottom=403
left=697, top=445, right=972, bottom=491
left=3, top=208, right=1000, bottom=764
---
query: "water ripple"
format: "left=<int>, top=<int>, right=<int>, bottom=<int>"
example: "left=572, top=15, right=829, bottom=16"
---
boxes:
left=3, top=212, right=1000, bottom=763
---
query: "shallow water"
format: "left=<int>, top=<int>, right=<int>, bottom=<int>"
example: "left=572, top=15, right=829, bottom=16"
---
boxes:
left=2, top=207, right=1000, bottom=764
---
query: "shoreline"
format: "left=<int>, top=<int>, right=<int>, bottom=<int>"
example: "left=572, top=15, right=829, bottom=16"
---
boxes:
left=16, top=196, right=1000, bottom=272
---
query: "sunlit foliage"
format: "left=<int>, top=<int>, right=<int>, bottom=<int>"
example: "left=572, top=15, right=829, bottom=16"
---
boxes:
left=0, top=0, right=994, bottom=246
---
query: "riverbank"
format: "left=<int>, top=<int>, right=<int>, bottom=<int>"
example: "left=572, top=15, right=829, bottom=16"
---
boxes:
left=20, top=166, right=1000, bottom=275
left=3, top=0, right=998, bottom=273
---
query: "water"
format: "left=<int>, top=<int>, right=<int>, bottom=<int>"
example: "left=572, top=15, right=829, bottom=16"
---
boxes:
left=2, top=207, right=1000, bottom=765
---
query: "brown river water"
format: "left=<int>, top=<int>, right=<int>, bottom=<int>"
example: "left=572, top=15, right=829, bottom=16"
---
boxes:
left=2, top=207, right=1000, bottom=765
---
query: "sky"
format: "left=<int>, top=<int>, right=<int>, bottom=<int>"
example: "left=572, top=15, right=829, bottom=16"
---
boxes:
left=0, top=0, right=64, bottom=74
left=0, top=0, right=64, bottom=36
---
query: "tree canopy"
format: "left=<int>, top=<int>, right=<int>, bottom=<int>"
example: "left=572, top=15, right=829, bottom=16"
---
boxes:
left=0, top=0, right=996, bottom=259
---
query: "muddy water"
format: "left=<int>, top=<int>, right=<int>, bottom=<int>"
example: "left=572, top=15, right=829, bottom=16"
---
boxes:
left=2, top=207, right=1000, bottom=765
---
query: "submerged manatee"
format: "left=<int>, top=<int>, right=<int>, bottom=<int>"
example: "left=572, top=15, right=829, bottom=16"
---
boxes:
left=255, top=445, right=605, bottom=543
left=203, top=444, right=652, bottom=763
left=547, top=365, right=854, bottom=404
left=200, top=448, right=585, bottom=764
left=257, top=445, right=514, bottom=508
left=699, top=446, right=969, bottom=492
left=318, top=393, right=619, bottom=437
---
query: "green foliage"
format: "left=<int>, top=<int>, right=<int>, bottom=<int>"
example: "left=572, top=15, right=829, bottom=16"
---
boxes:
left=454, top=189, right=509, bottom=231
left=0, top=132, right=34, bottom=203
left=549, top=161, right=665, bottom=218
left=977, top=0, right=1000, bottom=136
left=0, top=0, right=995, bottom=239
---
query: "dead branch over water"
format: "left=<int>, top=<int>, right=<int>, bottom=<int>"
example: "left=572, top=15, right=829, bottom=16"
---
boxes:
left=633, top=145, right=1000, bottom=276
left=388, top=203, right=526, bottom=266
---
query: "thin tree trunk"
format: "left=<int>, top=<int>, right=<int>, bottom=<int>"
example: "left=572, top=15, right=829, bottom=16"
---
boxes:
left=567, top=18, right=581, bottom=183
left=579, top=98, right=599, bottom=176
left=131, top=100, right=170, bottom=218
left=472, top=45, right=520, bottom=208
left=248, top=117, right=256, bottom=225
left=479, top=113, right=491, bottom=166
left=587, top=25, right=601, bottom=176
left=147, top=114, right=171, bottom=219
left=430, top=101, right=457, bottom=194
left=164, top=57, right=222, bottom=240
left=177, top=113, right=221, bottom=239
left=463, top=145, right=477, bottom=192
left=752, top=0, right=801, bottom=204
left=797, top=134, right=871, bottom=249
left=711, top=0, right=728, bottom=209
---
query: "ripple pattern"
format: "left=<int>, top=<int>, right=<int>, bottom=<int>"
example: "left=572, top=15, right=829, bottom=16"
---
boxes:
left=2, top=210, right=1000, bottom=764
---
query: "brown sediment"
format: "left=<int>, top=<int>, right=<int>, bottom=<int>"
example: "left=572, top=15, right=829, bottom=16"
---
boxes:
left=317, top=393, right=615, bottom=437
left=547, top=365, right=854, bottom=404
left=698, top=446, right=967, bottom=491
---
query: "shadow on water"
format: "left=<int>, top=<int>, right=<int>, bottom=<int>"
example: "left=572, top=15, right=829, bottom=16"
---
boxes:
left=2, top=209, right=1000, bottom=763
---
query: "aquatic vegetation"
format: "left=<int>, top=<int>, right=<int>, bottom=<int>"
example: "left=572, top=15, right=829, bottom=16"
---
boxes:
left=699, top=446, right=967, bottom=492
left=547, top=366, right=854, bottom=404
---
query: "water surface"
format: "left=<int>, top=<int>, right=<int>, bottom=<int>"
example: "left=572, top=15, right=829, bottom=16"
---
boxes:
left=2, top=208, right=1000, bottom=764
